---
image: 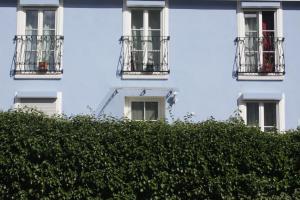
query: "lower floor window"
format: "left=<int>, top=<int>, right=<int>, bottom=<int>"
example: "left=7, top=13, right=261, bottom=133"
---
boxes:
left=125, top=97, right=165, bottom=120
left=14, top=92, right=62, bottom=116
left=246, top=102, right=277, bottom=131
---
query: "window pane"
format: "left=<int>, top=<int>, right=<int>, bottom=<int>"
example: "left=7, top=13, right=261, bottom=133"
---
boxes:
left=245, top=52, right=258, bottom=72
left=26, top=11, right=38, bottom=35
left=131, top=102, right=144, bottom=120
left=262, top=11, right=274, bottom=31
left=264, top=102, right=277, bottom=128
left=145, top=102, right=158, bottom=120
left=247, top=103, right=259, bottom=126
left=245, top=36, right=258, bottom=52
left=262, top=32, right=275, bottom=51
left=245, top=13, right=258, bottom=32
left=43, top=11, right=56, bottom=35
left=149, top=10, right=160, bottom=30
left=24, top=51, right=37, bottom=70
left=131, top=10, right=143, bottom=30
left=262, top=52, right=275, bottom=73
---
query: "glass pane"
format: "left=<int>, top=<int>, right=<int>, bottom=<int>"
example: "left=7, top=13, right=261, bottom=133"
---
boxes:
left=264, top=103, right=277, bottom=127
left=25, top=36, right=38, bottom=51
left=263, top=32, right=274, bottom=52
left=245, top=52, right=258, bottom=71
left=149, top=10, right=160, bottom=30
left=131, top=10, right=143, bottom=30
left=43, top=10, right=56, bottom=35
left=24, top=51, right=37, bottom=71
left=131, top=51, right=143, bottom=71
left=262, top=11, right=274, bottom=31
left=42, top=36, right=55, bottom=50
left=247, top=103, right=259, bottom=126
left=147, top=51, right=160, bottom=71
left=245, top=36, right=258, bottom=52
left=262, top=52, right=275, bottom=72
left=145, top=102, right=158, bottom=120
left=26, top=11, right=38, bottom=35
left=131, top=102, right=144, bottom=120
left=245, top=13, right=258, bottom=32
left=132, top=30, right=143, bottom=50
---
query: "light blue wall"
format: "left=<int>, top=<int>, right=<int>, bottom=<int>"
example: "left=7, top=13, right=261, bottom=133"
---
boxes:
left=0, top=0, right=300, bottom=129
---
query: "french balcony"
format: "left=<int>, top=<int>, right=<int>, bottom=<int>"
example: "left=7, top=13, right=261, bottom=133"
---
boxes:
left=13, top=35, right=63, bottom=78
left=235, top=36, right=285, bottom=80
left=120, top=36, right=170, bottom=79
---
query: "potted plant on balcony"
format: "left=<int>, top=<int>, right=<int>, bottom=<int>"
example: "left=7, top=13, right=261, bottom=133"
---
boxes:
left=38, top=61, right=49, bottom=73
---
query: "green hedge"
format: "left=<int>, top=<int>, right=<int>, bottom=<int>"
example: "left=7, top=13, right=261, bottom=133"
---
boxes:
left=0, top=111, right=299, bottom=199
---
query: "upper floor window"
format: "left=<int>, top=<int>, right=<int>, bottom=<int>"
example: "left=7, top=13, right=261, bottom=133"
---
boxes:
left=235, top=5, right=285, bottom=80
left=121, top=2, right=169, bottom=79
left=14, top=5, right=63, bottom=79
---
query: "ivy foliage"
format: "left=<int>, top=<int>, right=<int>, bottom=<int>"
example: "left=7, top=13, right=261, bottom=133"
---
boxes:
left=0, top=111, right=299, bottom=199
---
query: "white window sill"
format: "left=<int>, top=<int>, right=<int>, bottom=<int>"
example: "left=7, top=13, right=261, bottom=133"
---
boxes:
left=14, top=74, right=62, bottom=80
left=237, top=75, right=284, bottom=81
left=122, top=74, right=169, bottom=80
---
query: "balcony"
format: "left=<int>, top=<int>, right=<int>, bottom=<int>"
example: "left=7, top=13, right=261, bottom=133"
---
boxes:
left=235, top=36, right=285, bottom=80
left=13, top=35, right=63, bottom=78
left=120, top=36, right=170, bottom=79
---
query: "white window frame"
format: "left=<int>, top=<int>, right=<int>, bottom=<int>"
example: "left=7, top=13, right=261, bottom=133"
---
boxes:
left=124, top=96, right=165, bottom=120
left=122, top=0, right=169, bottom=80
left=16, top=1, right=63, bottom=79
left=14, top=92, right=63, bottom=115
left=237, top=3, right=284, bottom=81
left=238, top=96, right=285, bottom=132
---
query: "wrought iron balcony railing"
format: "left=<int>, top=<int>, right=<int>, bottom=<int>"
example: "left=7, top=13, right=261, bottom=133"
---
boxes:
left=120, top=36, right=170, bottom=75
left=235, top=36, right=285, bottom=76
left=13, top=35, right=64, bottom=75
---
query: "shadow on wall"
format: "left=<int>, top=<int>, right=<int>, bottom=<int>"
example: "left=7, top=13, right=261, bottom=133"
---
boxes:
left=116, top=37, right=124, bottom=78
left=63, top=0, right=122, bottom=8
left=10, top=36, right=17, bottom=77
left=94, top=89, right=119, bottom=117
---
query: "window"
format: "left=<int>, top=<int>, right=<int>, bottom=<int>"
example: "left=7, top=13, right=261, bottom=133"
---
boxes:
left=239, top=96, right=285, bottom=132
left=246, top=102, right=277, bottom=131
left=121, top=4, right=169, bottom=79
left=14, top=92, right=62, bottom=116
left=15, top=6, right=63, bottom=78
left=125, top=97, right=165, bottom=120
left=236, top=5, right=285, bottom=80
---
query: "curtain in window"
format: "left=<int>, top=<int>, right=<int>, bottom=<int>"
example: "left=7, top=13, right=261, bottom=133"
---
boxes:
left=244, top=13, right=258, bottom=72
left=131, top=10, right=143, bottom=71
left=262, top=11, right=275, bottom=73
left=42, top=11, right=56, bottom=71
left=148, top=10, right=160, bottom=71
left=25, top=11, right=38, bottom=71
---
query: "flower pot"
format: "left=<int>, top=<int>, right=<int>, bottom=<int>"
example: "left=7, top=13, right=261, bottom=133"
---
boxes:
left=38, top=62, right=48, bottom=72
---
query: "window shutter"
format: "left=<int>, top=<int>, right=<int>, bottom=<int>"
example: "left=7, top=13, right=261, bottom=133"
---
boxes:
left=19, top=0, right=59, bottom=6
left=19, top=98, right=57, bottom=115
left=127, top=0, right=165, bottom=8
